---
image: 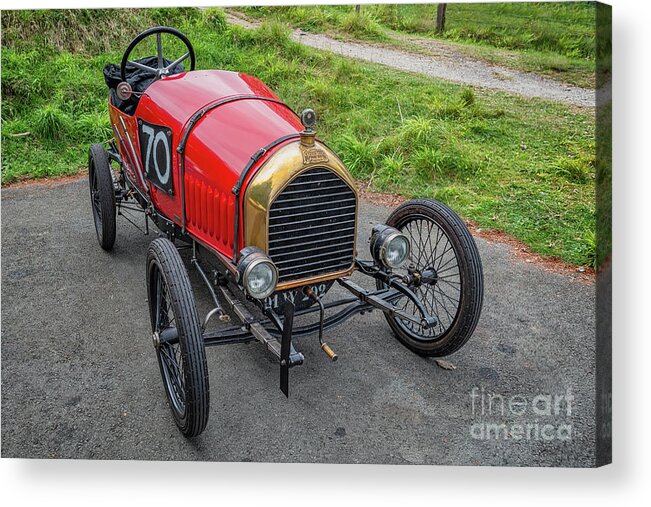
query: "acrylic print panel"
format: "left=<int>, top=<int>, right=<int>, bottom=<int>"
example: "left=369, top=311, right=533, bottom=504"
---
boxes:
left=0, top=2, right=611, bottom=467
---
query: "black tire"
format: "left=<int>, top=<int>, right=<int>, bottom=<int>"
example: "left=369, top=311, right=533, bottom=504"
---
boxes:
left=146, top=238, right=209, bottom=437
left=88, top=144, right=116, bottom=251
left=377, top=198, right=483, bottom=357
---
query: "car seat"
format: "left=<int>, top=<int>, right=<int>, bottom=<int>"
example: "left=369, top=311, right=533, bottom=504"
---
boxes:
left=103, top=56, right=185, bottom=115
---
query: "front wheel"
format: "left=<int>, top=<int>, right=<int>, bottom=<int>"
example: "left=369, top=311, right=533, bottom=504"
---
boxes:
left=377, top=198, right=484, bottom=357
left=146, top=238, right=209, bottom=437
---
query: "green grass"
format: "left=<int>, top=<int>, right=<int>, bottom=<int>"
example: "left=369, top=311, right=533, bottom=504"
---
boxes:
left=241, top=3, right=597, bottom=88
left=1, top=8, right=596, bottom=267
left=242, top=4, right=388, bottom=41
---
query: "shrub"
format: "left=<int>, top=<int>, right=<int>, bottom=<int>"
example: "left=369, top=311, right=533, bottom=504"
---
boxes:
left=461, top=87, right=476, bottom=108
left=552, top=155, right=594, bottom=184
left=336, top=134, right=377, bottom=178
left=201, top=7, right=227, bottom=32
left=341, top=10, right=384, bottom=40
left=77, top=111, right=112, bottom=141
left=376, top=152, right=405, bottom=190
left=398, top=116, right=439, bottom=147
left=581, top=229, right=597, bottom=269
left=411, top=146, right=440, bottom=182
left=32, top=105, right=71, bottom=141
left=256, top=21, right=292, bottom=49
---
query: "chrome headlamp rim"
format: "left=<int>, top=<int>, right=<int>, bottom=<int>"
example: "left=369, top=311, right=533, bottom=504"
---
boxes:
left=238, top=248, right=279, bottom=300
left=381, top=230, right=411, bottom=269
left=370, top=224, right=411, bottom=269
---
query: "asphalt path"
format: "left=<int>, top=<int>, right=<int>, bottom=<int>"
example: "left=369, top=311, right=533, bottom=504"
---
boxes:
left=1, top=178, right=596, bottom=466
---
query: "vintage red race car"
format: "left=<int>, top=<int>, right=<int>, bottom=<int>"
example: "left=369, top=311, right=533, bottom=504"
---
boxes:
left=89, top=27, right=484, bottom=437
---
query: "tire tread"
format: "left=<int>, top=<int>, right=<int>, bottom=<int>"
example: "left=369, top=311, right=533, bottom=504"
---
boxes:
left=88, top=143, right=116, bottom=251
left=382, top=198, right=484, bottom=357
left=146, top=238, right=209, bottom=437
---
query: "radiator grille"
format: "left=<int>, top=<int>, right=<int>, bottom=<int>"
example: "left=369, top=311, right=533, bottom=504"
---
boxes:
left=268, top=167, right=357, bottom=283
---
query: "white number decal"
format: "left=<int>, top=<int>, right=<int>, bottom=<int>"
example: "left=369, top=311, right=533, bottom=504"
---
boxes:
left=141, top=123, right=155, bottom=177
left=140, top=123, right=171, bottom=186
left=152, top=130, right=170, bottom=184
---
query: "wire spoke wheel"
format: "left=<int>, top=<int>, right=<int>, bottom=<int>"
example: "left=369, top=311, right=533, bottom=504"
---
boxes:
left=146, top=238, right=209, bottom=437
left=394, top=217, right=462, bottom=340
left=151, top=268, right=186, bottom=415
left=88, top=144, right=116, bottom=251
left=377, top=199, right=484, bottom=357
left=90, top=168, right=102, bottom=228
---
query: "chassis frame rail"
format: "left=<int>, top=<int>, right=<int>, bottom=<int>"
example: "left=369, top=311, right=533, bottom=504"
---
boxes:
left=203, top=283, right=410, bottom=345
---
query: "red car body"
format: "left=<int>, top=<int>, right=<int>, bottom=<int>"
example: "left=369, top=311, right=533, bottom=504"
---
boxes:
left=109, top=69, right=304, bottom=259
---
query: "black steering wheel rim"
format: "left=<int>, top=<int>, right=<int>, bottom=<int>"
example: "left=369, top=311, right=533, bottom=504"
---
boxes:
left=120, top=26, right=196, bottom=82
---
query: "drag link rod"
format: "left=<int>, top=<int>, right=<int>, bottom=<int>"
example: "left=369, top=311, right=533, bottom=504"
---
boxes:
left=337, top=277, right=438, bottom=329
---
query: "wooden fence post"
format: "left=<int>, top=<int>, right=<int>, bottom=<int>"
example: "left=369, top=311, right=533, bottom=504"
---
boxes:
left=355, top=5, right=361, bottom=15
left=436, top=3, right=447, bottom=33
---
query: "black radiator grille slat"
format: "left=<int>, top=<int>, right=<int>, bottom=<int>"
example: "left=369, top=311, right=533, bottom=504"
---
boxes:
left=269, top=221, right=355, bottom=239
left=275, top=249, right=353, bottom=267
left=272, top=189, right=353, bottom=205
left=269, top=210, right=356, bottom=228
left=270, top=233, right=356, bottom=254
left=278, top=261, right=353, bottom=280
left=268, top=167, right=357, bottom=283
left=268, top=227, right=354, bottom=245
left=271, top=197, right=356, bottom=215
left=276, top=178, right=345, bottom=192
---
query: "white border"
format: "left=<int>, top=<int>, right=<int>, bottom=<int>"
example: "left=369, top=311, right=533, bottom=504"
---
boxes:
left=2, top=0, right=650, bottom=504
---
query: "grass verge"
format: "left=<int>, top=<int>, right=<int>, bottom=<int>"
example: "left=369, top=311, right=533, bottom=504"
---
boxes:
left=1, top=8, right=595, bottom=267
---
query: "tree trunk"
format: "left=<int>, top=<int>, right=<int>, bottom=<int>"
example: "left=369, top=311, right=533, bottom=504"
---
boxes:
left=436, top=3, right=447, bottom=33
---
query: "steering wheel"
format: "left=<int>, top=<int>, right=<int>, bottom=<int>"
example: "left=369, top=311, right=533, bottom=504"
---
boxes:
left=120, top=26, right=196, bottom=82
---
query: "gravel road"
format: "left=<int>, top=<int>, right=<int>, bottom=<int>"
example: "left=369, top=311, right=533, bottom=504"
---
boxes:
left=226, top=12, right=595, bottom=108
left=2, top=178, right=597, bottom=466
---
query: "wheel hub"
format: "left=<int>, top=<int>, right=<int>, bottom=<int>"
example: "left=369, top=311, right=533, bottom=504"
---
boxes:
left=419, top=266, right=438, bottom=286
left=152, top=331, right=161, bottom=350
left=404, top=266, right=438, bottom=288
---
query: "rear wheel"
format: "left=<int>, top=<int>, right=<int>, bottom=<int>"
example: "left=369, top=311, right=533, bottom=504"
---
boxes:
left=146, top=238, right=209, bottom=437
left=88, top=144, right=116, bottom=251
left=377, top=199, right=483, bottom=357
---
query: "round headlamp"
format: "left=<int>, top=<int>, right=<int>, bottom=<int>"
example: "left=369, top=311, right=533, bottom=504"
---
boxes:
left=237, top=247, right=278, bottom=300
left=370, top=224, right=411, bottom=269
